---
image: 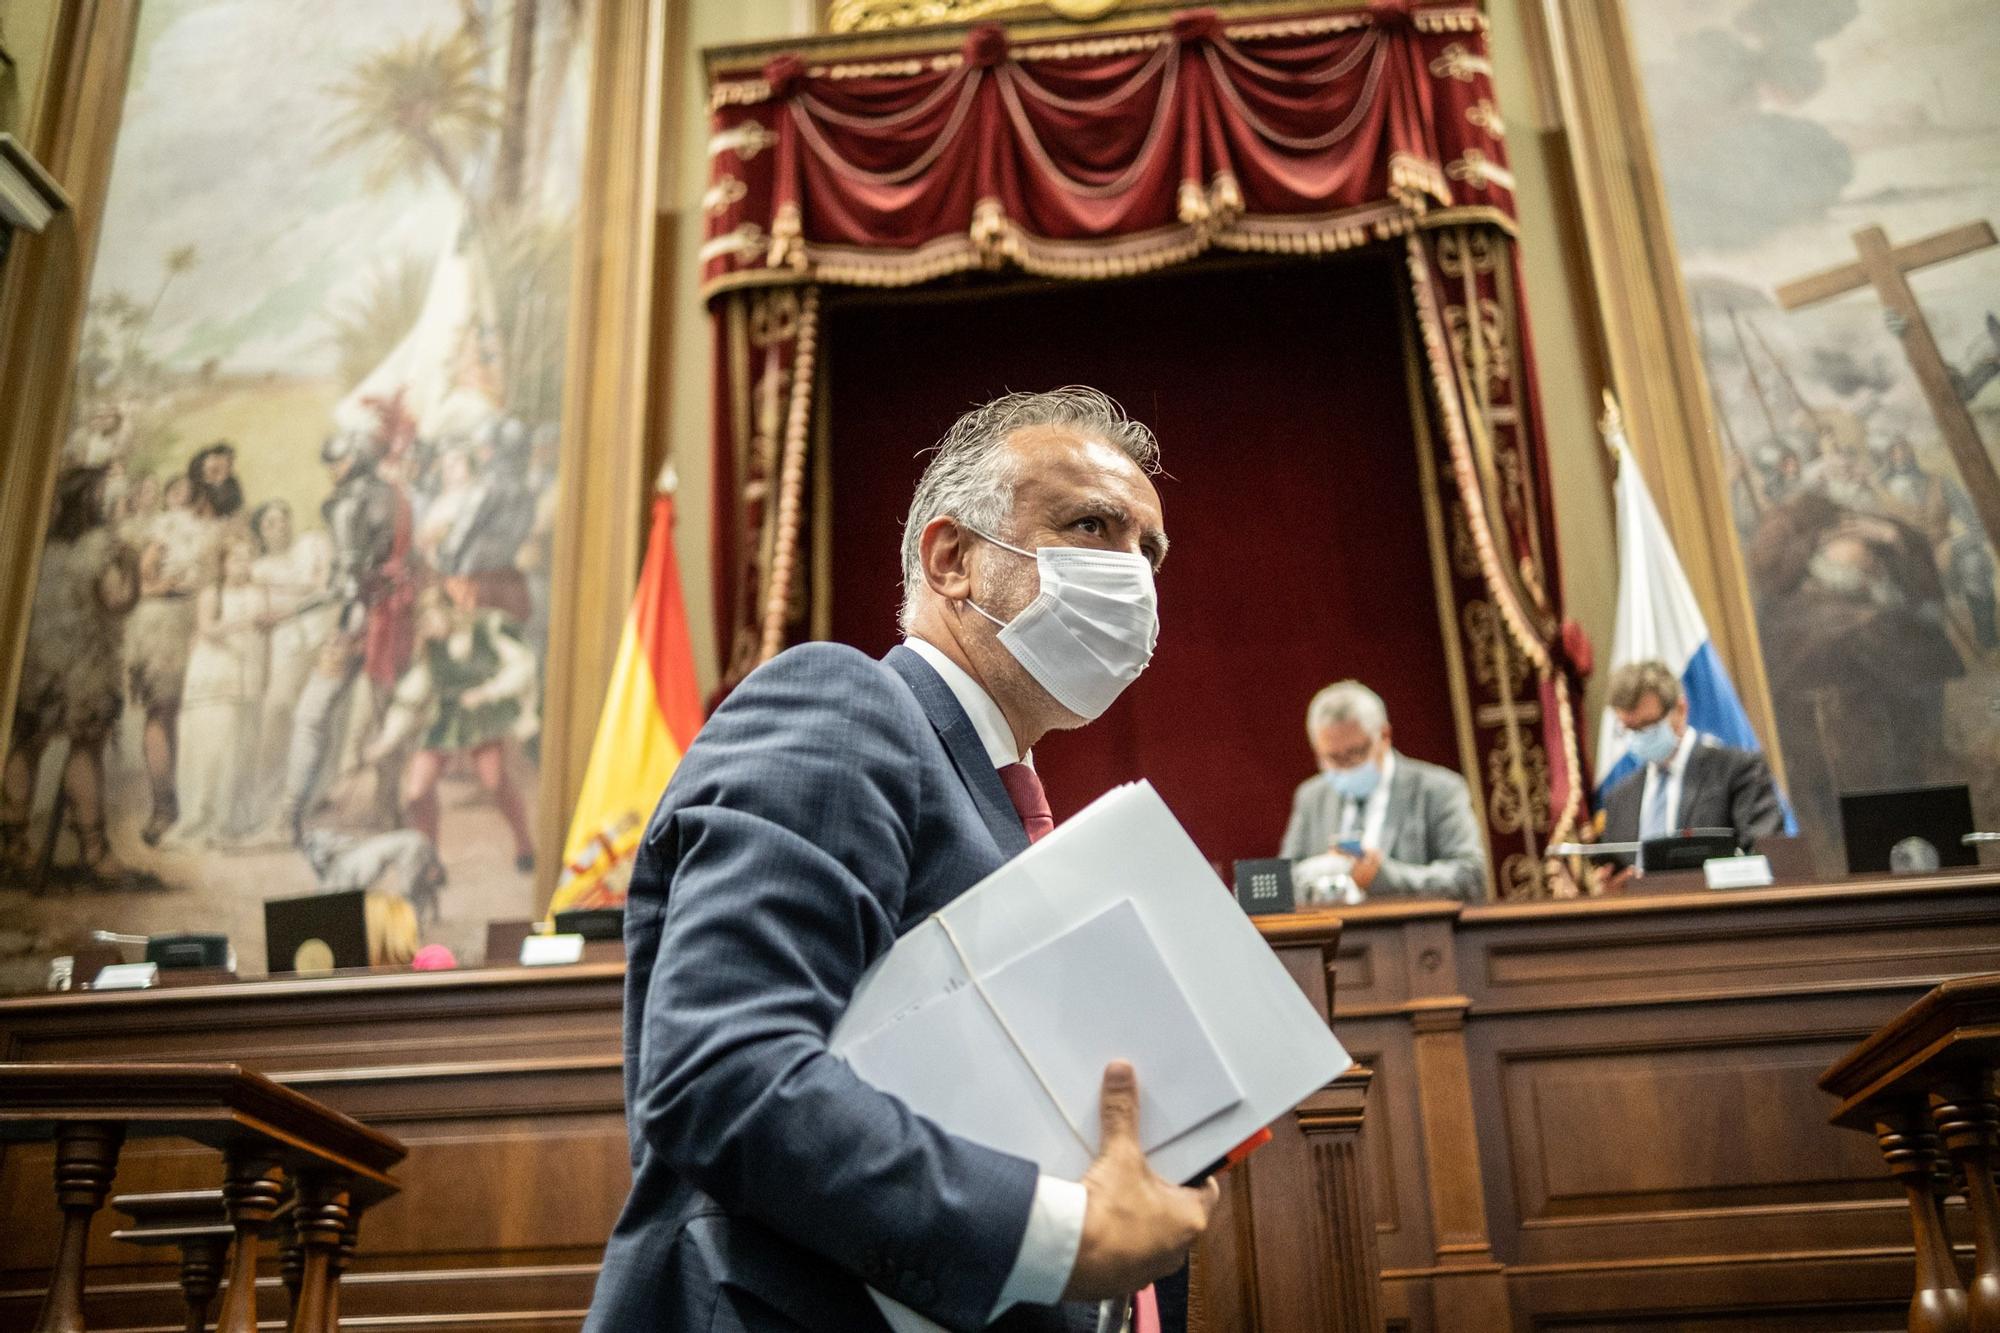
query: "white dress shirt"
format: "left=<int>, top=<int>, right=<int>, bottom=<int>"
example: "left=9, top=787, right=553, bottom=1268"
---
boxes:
left=1638, top=726, right=1700, bottom=838
left=902, top=637, right=1086, bottom=1317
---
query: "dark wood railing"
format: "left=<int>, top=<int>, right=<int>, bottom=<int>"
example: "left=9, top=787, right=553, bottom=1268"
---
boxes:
left=1820, top=974, right=2000, bottom=1333
left=0, top=1063, right=404, bottom=1333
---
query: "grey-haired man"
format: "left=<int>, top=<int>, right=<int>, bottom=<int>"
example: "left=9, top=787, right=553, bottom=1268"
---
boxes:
left=1280, top=680, right=1487, bottom=901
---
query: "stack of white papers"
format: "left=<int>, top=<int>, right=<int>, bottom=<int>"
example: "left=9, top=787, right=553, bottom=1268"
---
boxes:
left=831, top=781, right=1351, bottom=1329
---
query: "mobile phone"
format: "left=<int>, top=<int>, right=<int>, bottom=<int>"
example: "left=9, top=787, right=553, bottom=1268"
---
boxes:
left=1335, top=838, right=1364, bottom=857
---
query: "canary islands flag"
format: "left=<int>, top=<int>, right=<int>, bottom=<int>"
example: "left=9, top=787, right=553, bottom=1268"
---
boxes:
left=549, top=485, right=705, bottom=914
left=1593, top=413, right=1792, bottom=831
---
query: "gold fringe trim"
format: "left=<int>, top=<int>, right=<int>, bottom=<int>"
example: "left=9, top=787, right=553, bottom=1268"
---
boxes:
left=1546, top=667, right=1586, bottom=856
left=809, top=57, right=933, bottom=79
left=696, top=205, right=1521, bottom=302
left=759, top=286, right=822, bottom=663
left=712, top=78, right=773, bottom=111
left=1402, top=231, right=1550, bottom=678
left=1014, top=31, right=1168, bottom=62
left=1413, top=8, right=1487, bottom=33
left=1222, top=14, right=1371, bottom=41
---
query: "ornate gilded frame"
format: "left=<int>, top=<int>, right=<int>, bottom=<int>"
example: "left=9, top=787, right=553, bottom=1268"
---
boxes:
left=0, top=0, right=680, bottom=909
left=1524, top=0, right=1786, bottom=781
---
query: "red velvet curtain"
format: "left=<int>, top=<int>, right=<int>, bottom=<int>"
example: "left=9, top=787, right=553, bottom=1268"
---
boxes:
left=702, top=3, right=1508, bottom=297
left=699, top=3, right=1591, bottom=895
left=823, top=260, right=1459, bottom=866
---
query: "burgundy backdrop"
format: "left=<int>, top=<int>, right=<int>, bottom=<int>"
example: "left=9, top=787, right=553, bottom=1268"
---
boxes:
left=824, top=255, right=1456, bottom=865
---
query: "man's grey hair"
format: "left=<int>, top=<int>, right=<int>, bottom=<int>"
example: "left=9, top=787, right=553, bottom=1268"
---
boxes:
left=898, top=387, right=1160, bottom=629
left=1306, top=680, right=1388, bottom=739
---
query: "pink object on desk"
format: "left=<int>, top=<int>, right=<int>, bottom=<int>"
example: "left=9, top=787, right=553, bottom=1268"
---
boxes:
left=411, top=944, right=457, bottom=971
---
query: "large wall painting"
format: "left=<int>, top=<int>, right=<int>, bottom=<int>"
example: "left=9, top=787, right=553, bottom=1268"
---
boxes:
left=0, top=0, right=593, bottom=990
left=1628, top=0, right=2000, bottom=869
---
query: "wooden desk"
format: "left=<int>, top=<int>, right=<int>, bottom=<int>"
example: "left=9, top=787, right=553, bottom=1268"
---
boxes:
left=1333, top=870, right=2000, bottom=1331
left=1, top=871, right=1995, bottom=1331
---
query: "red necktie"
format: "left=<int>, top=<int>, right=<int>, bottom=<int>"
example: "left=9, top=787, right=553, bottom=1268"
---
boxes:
left=997, top=763, right=1055, bottom=843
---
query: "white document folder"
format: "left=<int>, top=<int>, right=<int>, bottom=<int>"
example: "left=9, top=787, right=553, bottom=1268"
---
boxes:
left=830, top=781, right=1351, bottom=1330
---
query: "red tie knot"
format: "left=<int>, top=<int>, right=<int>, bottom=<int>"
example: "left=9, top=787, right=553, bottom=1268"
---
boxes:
left=997, top=762, right=1055, bottom=843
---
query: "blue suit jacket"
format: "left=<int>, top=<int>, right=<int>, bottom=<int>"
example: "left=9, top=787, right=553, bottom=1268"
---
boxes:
left=585, top=643, right=1098, bottom=1333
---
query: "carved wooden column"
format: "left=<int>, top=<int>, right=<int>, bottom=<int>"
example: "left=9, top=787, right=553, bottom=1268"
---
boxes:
left=30, top=1121, right=125, bottom=1333
left=1402, top=918, right=1511, bottom=1329
left=1932, top=1077, right=2000, bottom=1333
left=1876, top=1104, right=1971, bottom=1333
left=279, top=1207, right=304, bottom=1331
left=1295, top=1068, right=1383, bottom=1332
left=211, top=1153, right=282, bottom=1333
left=325, top=1216, right=360, bottom=1333
left=177, top=1236, right=228, bottom=1333
left=289, top=1172, right=352, bottom=1333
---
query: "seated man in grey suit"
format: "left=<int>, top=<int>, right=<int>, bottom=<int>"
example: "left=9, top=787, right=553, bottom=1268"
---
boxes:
left=1597, top=659, right=1783, bottom=879
left=1279, top=680, right=1486, bottom=901
left=586, top=389, right=1216, bottom=1333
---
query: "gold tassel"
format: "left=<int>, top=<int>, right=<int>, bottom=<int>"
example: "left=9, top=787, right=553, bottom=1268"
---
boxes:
left=1176, top=179, right=1211, bottom=227
left=1207, top=172, right=1245, bottom=227
left=766, top=203, right=807, bottom=271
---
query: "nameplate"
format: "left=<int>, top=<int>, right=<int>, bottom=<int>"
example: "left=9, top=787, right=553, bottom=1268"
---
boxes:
left=93, top=962, right=160, bottom=990
left=520, top=933, right=586, bottom=967
left=1703, top=855, right=1774, bottom=890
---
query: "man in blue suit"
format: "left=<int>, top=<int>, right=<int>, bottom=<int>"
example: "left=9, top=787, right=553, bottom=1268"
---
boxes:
left=586, top=388, right=1215, bottom=1333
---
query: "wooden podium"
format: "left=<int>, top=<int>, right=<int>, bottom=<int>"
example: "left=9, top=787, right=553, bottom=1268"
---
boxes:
left=1194, top=915, right=1381, bottom=1331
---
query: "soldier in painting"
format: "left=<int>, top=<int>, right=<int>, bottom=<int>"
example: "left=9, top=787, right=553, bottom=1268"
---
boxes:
left=270, top=429, right=413, bottom=843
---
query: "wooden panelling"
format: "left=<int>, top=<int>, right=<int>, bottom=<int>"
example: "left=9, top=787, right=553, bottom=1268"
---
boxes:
left=6, top=874, right=1998, bottom=1330
left=1339, top=871, right=2000, bottom=1329
left=1456, top=876, right=1998, bottom=1013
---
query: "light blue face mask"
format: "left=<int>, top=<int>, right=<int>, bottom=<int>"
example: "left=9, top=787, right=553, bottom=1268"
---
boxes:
left=1325, top=760, right=1382, bottom=802
left=1628, top=720, right=1678, bottom=766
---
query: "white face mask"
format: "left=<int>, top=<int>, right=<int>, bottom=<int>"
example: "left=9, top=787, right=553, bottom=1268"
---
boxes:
left=963, top=527, right=1160, bottom=721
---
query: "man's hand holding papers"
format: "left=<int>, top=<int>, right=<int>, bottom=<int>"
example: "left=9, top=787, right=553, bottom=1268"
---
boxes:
left=1062, top=1060, right=1220, bottom=1301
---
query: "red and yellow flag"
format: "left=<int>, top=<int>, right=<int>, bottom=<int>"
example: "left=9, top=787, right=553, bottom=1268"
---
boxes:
left=548, top=488, right=705, bottom=915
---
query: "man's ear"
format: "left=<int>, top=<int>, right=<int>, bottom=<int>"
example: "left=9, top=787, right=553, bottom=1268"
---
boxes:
left=919, top=516, right=974, bottom=602
left=1378, top=722, right=1393, bottom=753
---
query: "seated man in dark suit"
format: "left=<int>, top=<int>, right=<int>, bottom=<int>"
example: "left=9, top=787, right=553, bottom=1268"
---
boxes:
left=586, top=389, right=1216, bottom=1333
left=1279, top=680, right=1486, bottom=901
left=1598, top=659, right=1784, bottom=882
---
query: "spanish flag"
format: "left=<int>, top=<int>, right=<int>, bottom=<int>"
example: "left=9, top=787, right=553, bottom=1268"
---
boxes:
left=548, top=477, right=704, bottom=914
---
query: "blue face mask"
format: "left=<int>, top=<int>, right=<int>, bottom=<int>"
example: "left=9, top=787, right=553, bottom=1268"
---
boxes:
left=1325, top=760, right=1382, bottom=802
left=1628, top=720, right=1678, bottom=766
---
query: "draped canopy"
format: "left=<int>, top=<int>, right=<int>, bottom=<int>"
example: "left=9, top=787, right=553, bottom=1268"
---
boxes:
left=699, top=2, right=1591, bottom=896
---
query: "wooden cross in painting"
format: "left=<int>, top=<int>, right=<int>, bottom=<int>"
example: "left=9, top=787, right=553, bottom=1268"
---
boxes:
left=1776, top=221, right=2000, bottom=550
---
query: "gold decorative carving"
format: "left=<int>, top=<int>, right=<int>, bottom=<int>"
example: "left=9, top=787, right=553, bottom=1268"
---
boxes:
left=1486, top=739, right=1549, bottom=836
left=1448, top=498, right=1481, bottom=578
left=1444, top=297, right=1506, bottom=386
left=1500, top=850, right=1546, bottom=899
left=1427, top=42, right=1491, bottom=83
left=828, top=0, right=1122, bottom=35
left=1464, top=98, right=1503, bottom=136
left=1462, top=599, right=1530, bottom=695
